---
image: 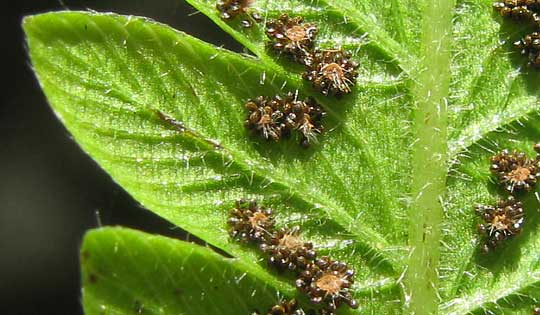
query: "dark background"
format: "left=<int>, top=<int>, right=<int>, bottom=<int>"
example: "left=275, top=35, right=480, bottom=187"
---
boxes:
left=1, top=1, right=239, bottom=314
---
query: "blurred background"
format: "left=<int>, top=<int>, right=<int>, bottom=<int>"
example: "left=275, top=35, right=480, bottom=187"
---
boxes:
left=1, top=1, right=240, bottom=314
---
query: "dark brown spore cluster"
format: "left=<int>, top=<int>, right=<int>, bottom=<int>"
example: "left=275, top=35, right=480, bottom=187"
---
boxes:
left=475, top=197, right=524, bottom=253
left=260, top=227, right=316, bottom=271
left=228, top=199, right=274, bottom=243
left=244, top=96, right=287, bottom=142
left=296, top=257, right=358, bottom=315
left=303, top=50, right=359, bottom=97
left=475, top=144, right=540, bottom=253
left=227, top=199, right=358, bottom=314
left=216, top=0, right=250, bottom=20
left=223, top=8, right=358, bottom=314
left=490, top=149, right=540, bottom=193
left=266, top=14, right=318, bottom=64
left=493, top=1, right=540, bottom=67
left=293, top=96, right=326, bottom=147
left=493, top=0, right=540, bottom=23
left=514, top=31, right=540, bottom=67
left=264, top=15, right=359, bottom=96
left=216, top=0, right=262, bottom=28
left=227, top=200, right=318, bottom=272
left=244, top=93, right=326, bottom=147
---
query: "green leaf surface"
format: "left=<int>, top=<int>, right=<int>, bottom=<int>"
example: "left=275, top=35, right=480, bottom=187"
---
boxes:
left=81, top=227, right=289, bottom=315
left=23, top=0, right=540, bottom=314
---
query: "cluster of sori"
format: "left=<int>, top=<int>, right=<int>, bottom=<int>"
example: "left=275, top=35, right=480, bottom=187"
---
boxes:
left=215, top=2, right=359, bottom=96
left=244, top=92, right=326, bottom=147
left=266, top=14, right=359, bottom=96
left=475, top=144, right=540, bottom=252
left=490, top=146, right=540, bottom=193
left=493, top=1, right=540, bottom=67
left=475, top=197, right=524, bottom=253
left=493, top=0, right=540, bottom=23
left=266, top=14, right=318, bottom=65
left=228, top=199, right=359, bottom=315
left=215, top=6, right=361, bottom=146
left=216, top=0, right=262, bottom=28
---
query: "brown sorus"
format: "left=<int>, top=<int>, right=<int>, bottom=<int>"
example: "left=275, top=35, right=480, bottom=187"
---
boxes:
left=295, top=256, right=358, bottom=314
left=291, top=96, right=326, bottom=148
left=266, top=14, right=318, bottom=64
left=475, top=197, right=525, bottom=253
left=260, top=226, right=317, bottom=271
left=228, top=199, right=274, bottom=243
left=493, top=1, right=540, bottom=25
left=303, top=49, right=359, bottom=96
left=490, top=149, right=540, bottom=193
left=245, top=95, right=288, bottom=142
left=244, top=93, right=325, bottom=147
left=216, top=0, right=262, bottom=28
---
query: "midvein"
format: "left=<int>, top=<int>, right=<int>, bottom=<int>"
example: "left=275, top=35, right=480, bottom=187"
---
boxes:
left=405, top=0, right=454, bottom=314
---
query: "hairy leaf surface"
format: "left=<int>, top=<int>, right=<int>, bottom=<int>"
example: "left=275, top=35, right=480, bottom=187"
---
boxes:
left=24, top=1, right=540, bottom=313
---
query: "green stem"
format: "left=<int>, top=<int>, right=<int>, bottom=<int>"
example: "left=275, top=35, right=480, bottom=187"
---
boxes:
left=406, top=0, right=454, bottom=314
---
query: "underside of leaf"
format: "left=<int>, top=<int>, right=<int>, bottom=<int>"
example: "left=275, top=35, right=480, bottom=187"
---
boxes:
left=23, top=0, right=540, bottom=314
